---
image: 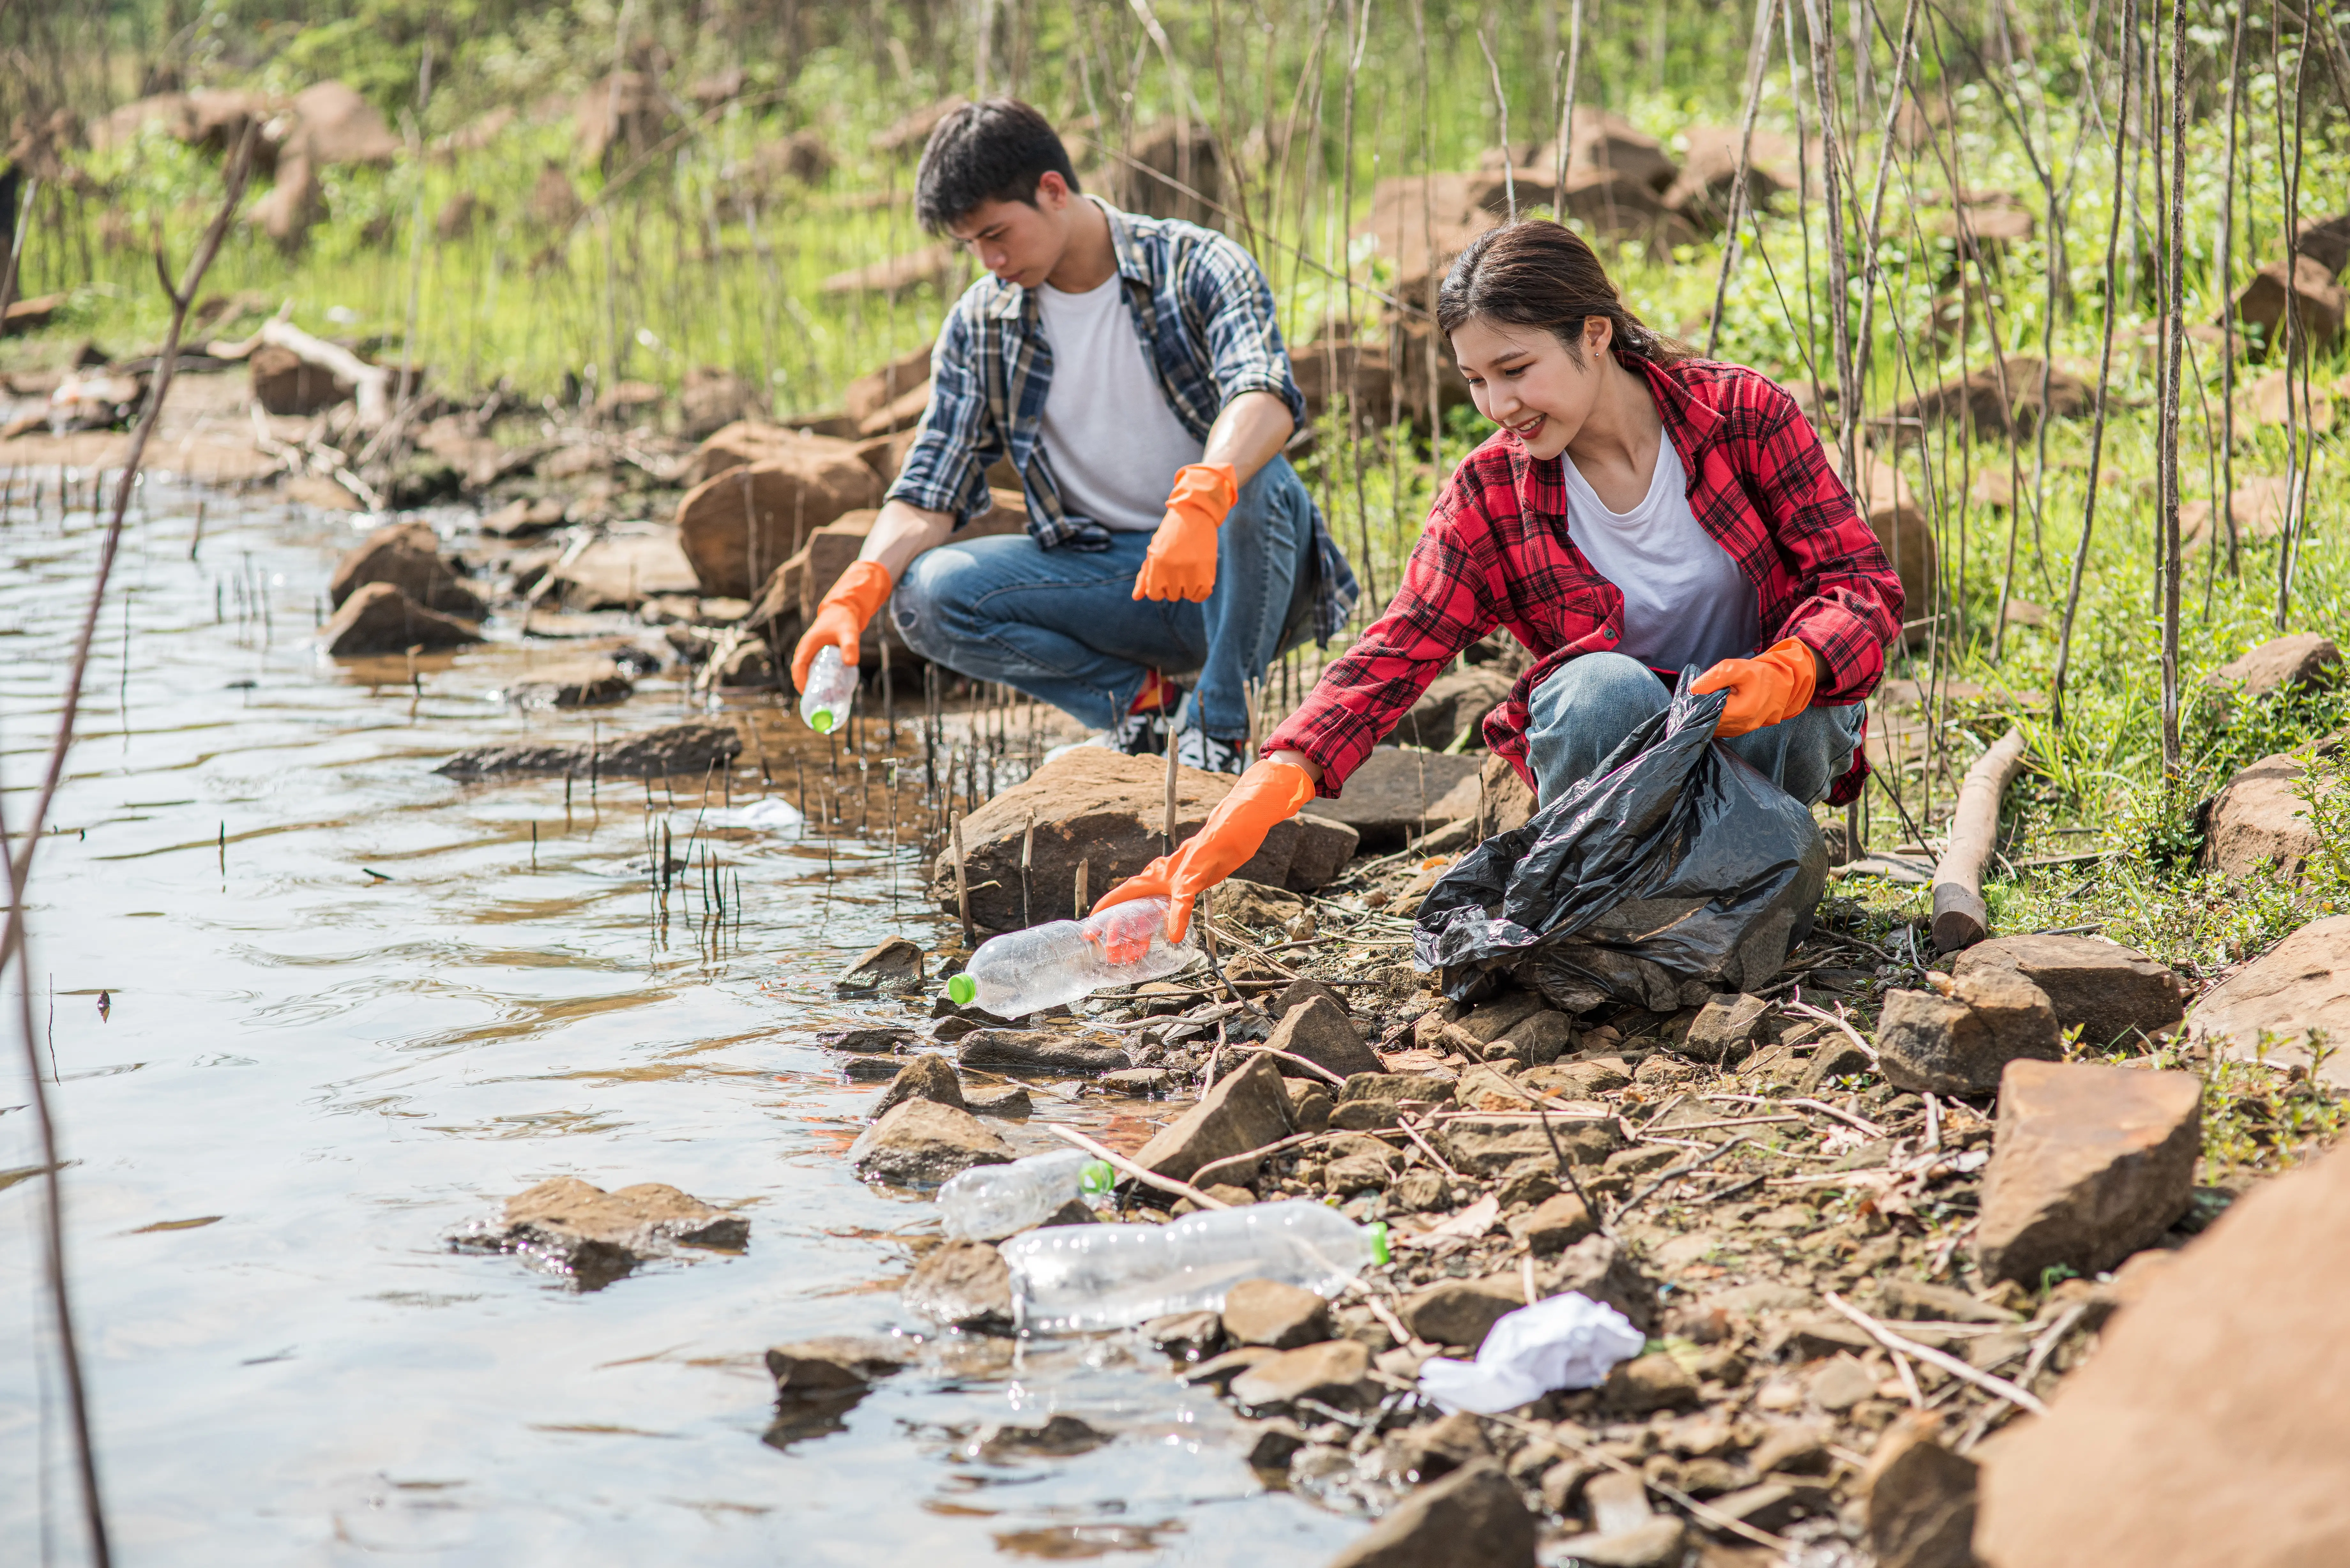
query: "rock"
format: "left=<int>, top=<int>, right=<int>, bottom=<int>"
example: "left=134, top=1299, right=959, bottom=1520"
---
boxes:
left=1522, top=1057, right=1633, bottom=1097
left=249, top=152, right=323, bottom=251
left=680, top=366, right=758, bottom=439
left=970, top=1413, right=1107, bottom=1460
left=1974, top=1142, right=2350, bottom=1568
left=286, top=79, right=401, bottom=164
left=929, top=750, right=1340, bottom=930
left=2205, top=632, right=2341, bottom=698
left=1876, top=1278, right=2019, bottom=1324
left=1890, top=355, right=2093, bottom=436
left=2233, top=253, right=2346, bottom=357
left=1379, top=1411, right=1491, bottom=1483
left=1324, top=1458, right=1535, bottom=1568
left=1796, top=1037, right=1876, bottom=1095
left=1324, top=1155, right=1392, bottom=1193
left=1604, top=1351, right=1700, bottom=1413
left=1682, top=992, right=1770, bottom=1063
left=1400, top=1274, right=1526, bottom=1351
left=674, top=441, right=882, bottom=598
left=1862, top=1414, right=1978, bottom=1568
left=1508, top=1192, right=1597, bottom=1255
left=903, top=1240, right=1012, bottom=1330
left=702, top=634, right=774, bottom=690
left=1664, top=124, right=1799, bottom=226
left=1546, top=1234, right=1656, bottom=1334
left=1101, top=1067, right=1172, bottom=1094
left=1495, top=1161, right=1560, bottom=1208
left=249, top=341, right=351, bottom=414
left=1564, top=1519, right=1686, bottom=1568
left=1709, top=1477, right=1833, bottom=1533
left=1147, top=1309, right=1227, bottom=1360
left=2185, top=914, right=2350, bottom=1086
left=1490, top=1008, right=1574, bottom=1067
left=1216, top=877, right=1307, bottom=934
left=766, top=1335, right=915, bottom=1395
left=480, top=496, right=568, bottom=537
left=320, top=581, right=483, bottom=656
left=837, top=935, right=923, bottom=993
left=1453, top=1063, right=1537, bottom=1112
left=1303, top=748, right=1485, bottom=851
left=871, top=1053, right=963, bottom=1116
left=848, top=1099, right=1012, bottom=1187
left=1264, top=994, right=1382, bottom=1080
left=1223, top=1278, right=1334, bottom=1349
left=1182, top=1345, right=1280, bottom=1390
left=1394, top=666, right=1516, bottom=751
left=1269, top=979, right=1349, bottom=1020
left=1974, top=1059, right=2201, bottom=1285
left=1132, top=1052, right=1292, bottom=1184
left=1286, top=813, right=1363, bottom=892
left=1806, top=1352, right=1878, bottom=1413
left=502, top=656, right=633, bottom=709
left=1390, top=1169, right=1451, bottom=1211
left=1950, top=934, right=2186, bottom=1048
left=1875, top=971, right=2062, bottom=1095
left=845, top=342, right=935, bottom=426
left=434, top=719, right=742, bottom=781
left=963, top=1084, right=1031, bottom=1117
left=547, top=527, right=701, bottom=610
left=1479, top=750, right=1538, bottom=835
left=1288, top=1083, right=1332, bottom=1133
left=1228, top=1338, right=1375, bottom=1415
left=451, top=1176, right=747, bottom=1287
left=2202, top=752, right=2319, bottom=879
left=954, top=1030, right=1131, bottom=1075
left=1438, top=1112, right=1618, bottom=1175
left=1451, top=991, right=1549, bottom=1046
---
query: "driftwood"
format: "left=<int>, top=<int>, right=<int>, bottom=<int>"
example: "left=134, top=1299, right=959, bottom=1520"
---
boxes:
left=210, top=313, right=393, bottom=426
left=1931, top=724, right=2028, bottom=952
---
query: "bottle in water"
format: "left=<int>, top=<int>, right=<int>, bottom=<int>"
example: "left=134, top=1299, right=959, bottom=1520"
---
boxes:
left=1000, top=1198, right=1391, bottom=1332
left=799, top=645, right=857, bottom=734
left=937, top=1148, right=1118, bottom=1241
left=944, top=896, right=1198, bottom=1018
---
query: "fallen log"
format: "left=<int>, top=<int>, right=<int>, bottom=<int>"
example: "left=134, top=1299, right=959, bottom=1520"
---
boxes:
left=1931, top=724, right=2028, bottom=953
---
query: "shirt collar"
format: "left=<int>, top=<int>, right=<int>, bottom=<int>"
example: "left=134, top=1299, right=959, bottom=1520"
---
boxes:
left=982, top=196, right=1147, bottom=322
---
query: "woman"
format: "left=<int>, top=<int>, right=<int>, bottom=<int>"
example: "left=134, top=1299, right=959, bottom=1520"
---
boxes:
left=1097, top=218, right=1904, bottom=938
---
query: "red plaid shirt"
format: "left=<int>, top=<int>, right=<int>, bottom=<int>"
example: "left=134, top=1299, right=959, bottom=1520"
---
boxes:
left=1264, top=354, right=1903, bottom=806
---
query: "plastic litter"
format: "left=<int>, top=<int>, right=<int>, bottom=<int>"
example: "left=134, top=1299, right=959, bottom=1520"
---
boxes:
left=1414, top=676, right=1829, bottom=1009
left=694, top=797, right=806, bottom=833
left=937, top=1148, right=1117, bottom=1241
left=944, top=896, right=1198, bottom=1018
left=1416, top=1291, right=1646, bottom=1414
left=1001, top=1198, right=1389, bottom=1332
left=798, top=645, right=858, bottom=734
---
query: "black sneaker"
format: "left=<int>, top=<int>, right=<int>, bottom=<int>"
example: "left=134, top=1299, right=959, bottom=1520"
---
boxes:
left=1174, top=729, right=1249, bottom=775
left=1101, top=707, right=1167, bottom=757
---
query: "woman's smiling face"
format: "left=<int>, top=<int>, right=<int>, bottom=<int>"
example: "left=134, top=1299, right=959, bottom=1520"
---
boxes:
left=1449, top=313, right=1611, bottom=461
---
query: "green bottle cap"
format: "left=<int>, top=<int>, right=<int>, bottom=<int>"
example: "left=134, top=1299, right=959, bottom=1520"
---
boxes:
left=946, top=973, right=976, bottom=1006
left=1079, top=1160, right=1116, bottom=1195
left=808, top=707, right=836, bottom=734
left=1366, top=1221, right=1390, bottom=1266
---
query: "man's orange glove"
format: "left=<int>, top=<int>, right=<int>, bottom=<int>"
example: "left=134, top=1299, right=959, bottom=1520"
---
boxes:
left=1132, top=461, right=1238, bottom=603
left=1092, top=758, right=1315, bottom=942
left=1689, top=637, right=1819, bottom=738
left=791, top=560, right=895, bottom=689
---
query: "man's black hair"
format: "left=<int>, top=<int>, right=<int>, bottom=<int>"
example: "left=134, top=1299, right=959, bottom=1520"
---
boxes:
left=914, top=98, right=1080, bottom=233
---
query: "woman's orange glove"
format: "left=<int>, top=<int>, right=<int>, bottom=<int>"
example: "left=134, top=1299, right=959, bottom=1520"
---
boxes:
left=1092, top=758, right=1315, bottom=942
left=791, top=560, right=895, bottom=689
left=1132, top=461, right=1237, bottom=603
left=1689, top=637, right=1819, bottom=738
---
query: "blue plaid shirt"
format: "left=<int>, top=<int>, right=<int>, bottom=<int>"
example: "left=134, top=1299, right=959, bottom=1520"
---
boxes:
left=885, top=199, right=1359, bottom=643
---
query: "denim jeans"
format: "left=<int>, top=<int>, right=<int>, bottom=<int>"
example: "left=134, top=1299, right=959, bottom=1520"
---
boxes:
left=889, top=456, right=1314, bottom=737
left=1525, top=652, right=1864, bottom=809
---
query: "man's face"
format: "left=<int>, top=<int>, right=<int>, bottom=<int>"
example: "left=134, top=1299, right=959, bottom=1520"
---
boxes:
left=946, top=171, right=1075, bottom=289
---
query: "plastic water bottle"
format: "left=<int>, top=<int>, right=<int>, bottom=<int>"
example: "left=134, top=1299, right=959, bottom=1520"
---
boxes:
left=799, top=645, right=857, bottom=734
left=937, top=1149, right=1118, bottom=1241
left=944, top=897, right=1198, bottom=1018
left=1000, top=1198, right=1391, bottom=1332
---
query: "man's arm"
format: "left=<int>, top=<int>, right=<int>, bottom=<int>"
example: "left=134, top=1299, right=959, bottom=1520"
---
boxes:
left=1202, top=388, right=1293, bottom=489
left=857, top=497, right=958, bottom=578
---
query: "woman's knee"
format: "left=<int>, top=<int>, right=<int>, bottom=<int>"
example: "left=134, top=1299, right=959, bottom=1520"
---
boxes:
left=1528, top=653, right=1667, bottom=732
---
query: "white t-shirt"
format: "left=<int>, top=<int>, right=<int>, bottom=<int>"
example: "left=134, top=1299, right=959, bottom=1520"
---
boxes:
left=1035, top=275, right=1205, bottom=531
left=1558, top=436, right=1761, bottom=675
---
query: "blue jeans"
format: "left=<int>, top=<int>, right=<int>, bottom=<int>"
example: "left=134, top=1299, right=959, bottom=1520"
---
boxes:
left=890, top=456, right=1314, bottom=737
left=1525, top=652, right=1864, bottom=809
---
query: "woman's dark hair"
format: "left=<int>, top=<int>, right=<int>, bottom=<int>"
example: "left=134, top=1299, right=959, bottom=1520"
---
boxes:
left=915, top=99, right=1081, bottom=233
left=1436, top=219, right=1690, bottom=365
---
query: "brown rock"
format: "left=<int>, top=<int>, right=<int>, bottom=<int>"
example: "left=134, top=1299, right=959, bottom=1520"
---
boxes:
left=871, top=1053, right=963, bottom=1116
left=1522, top=1056, right=1633, bottom=1097
left=1488, top=1008, right=1574, bottom=1067
left=1452, top=1063, right=1536, bottom=1112
left=1285, top=814, right=1363, bottom=893
left=250, top=341, right=352, bottom=414
left=1324, top=1154, right=1392, bottom=1193
left=480, top=496, right=568, bottom=538
left=1889, top=355, right=2092, bottom=436
left=502, top=656, right=632, bottom=709
left=328, top=521, right=485, bottom=617
left=452, top=1175, right=746, bottom=1285
left=902, top=1239, right=1012, bottom=1329
left=2204, top=632, right=2342, bottom=698
left=1133, top=1052, right=1292, bottom=1185
left=2232, top=253, right=2346, bottom=357
left=1452, top=991, right=1548, bottom=1046
left=766, top=1335, right=915, bottom=1395
left=1876, top=1278, right=2019, bottom=1324
left=1604, top=1351, right=1700, bottom=1414
left=1222, top=1278, right=1333, bottom=1350
left=1950, top=934, right=2186, bottom=1048
left=286, top=80, right=400, bottom=165
left=1228, top=1337, right=1375, bottom=1415
left=249, top=153, right=322, bottom=251
left=320, top=581, right=482, bottom=656
left=1508, top=1192, right=1596, bottom=1255
left=1379, top=1410, right=1490, bottom=1483
left=1304, top=747, right=1485, bottom=850
left=1323, top=1459, right=1536, bottom=1568
left=1337, top=1072, right=1456, bottom=1107
left=847, top=1099, right=1012, bottom=1187
left=1975, top=1142, right=2350, bottom=1567
left=1438, top=1112, right=1618, bottom=1175
left=844, top=342, right=935, bottom=425
left=1394, top=666, right=1516, bottom=751
left=1682, top=992, right=1770, bottom=1063
left=434, top=718, right=741, bottom=781
left=1875, top=971, right=2062, bottom=1095
left=1663, top=125, right=1799, bottom=227
left=837, top=935, right=923, bottom=993
left=679, top=366, right=756, bottom=438
left=1862, top=1413, right=1978, bottom=1568
left=2201, top=752, right=2319, bottom=879
left=674, top=444, right=881, bottom=599
left=1974, top=1059, right=2201, bottom=1285
left=1480, top=750, right=1538, bottom=834
left=1546, top=1234, right=1657, bottom=1334
left=2185, top=914, right=2350, bottom=1087
left=954, top=1030, right=1131, bottom=1075
left=1264, top=994, right=1382, bottom=1081
left=1400, top=1274, right=1526, bottom=1351
left=547, top=528, right=701, bottom=610
left=1269, top=979, right=1348, bottom=1020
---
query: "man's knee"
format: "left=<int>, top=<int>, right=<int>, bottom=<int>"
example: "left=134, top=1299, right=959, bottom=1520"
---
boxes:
left=889, top=549, right=971, bottom=663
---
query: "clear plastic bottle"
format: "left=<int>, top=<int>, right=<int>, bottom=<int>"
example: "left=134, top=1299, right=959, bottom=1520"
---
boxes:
left=943, top=897, right=1198, bottom=1018
left=937, top=1148, right=1118, bottom=1241
left=798, top=645, right=857, bottom=734
left=1000, top=1198, right=1391, bottom=1332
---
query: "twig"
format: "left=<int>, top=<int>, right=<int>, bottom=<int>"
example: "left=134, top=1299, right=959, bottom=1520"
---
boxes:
left=1781, top=999, right=1882, bottom=1065
left=1042, top=1122, right=1229, bottom=1210
left=1612, top=1136, right=1755, bottom=1222
left=1252, top=1046, right=1349, bottom=1089
left=1822, top=1291, right=2049, bottom=1415
left=1396, top=1113, right=1462, bottom=1179
left=1191, top=1130, right=1322, bottom=1186
left=1701, top=1093, right=1886, bottom=1139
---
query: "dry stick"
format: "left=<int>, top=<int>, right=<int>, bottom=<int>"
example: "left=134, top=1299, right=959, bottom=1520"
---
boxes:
left=1823, top=1292, right=2050, bottom=1415
left=2050, top=0, right=2137, bottom=732
left=2274, top=9, right=2312, bottom=631
left=2157, top=0, right=2187, bottom=780
left=1705, top=0, right=1788, bottom=360
left=1043, top=1121, right=1229, bottom=1210
left=2216, top=0, right=2244, bottom=579
left=951, top=812, right=973, bottom=947
left=1477, top=28, right=1515, bottom=221
left=1930, top=723, right=2028, bottom=952
left=4, top=128, right=254, bottom=1568
left=1552, top=0, right=1584, bottom=217
left=1191, top=1129, right=1324, bottom=1186
left=1612, top=1135, right=1757, bottom=1223
left=1800, top=0, right=1861, bottom=486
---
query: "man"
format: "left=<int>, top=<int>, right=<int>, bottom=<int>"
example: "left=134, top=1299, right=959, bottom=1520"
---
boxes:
left=789, top=99, right=1355, bottom=773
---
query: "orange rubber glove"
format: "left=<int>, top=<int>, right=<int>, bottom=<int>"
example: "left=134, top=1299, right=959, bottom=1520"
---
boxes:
left=1092, top=758, right=1315, bottom=942
left=1132, top=461, right=1238, bottom=604
left=791, top=560, right=895, bottom=689
left=1689, top=637, right=1819, bottom=738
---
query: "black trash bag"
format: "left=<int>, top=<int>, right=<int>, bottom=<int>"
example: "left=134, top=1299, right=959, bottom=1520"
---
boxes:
left=1414, top=675, right=1828, bottom=1008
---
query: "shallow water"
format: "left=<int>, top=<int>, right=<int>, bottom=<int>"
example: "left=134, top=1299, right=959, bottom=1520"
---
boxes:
left=0, top=476, right=1363, bottom=1566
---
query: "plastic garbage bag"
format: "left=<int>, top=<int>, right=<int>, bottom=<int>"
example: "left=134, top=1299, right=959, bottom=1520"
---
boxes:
left=1414, top=676, right=1828, bottom=1008
left=1416, top=1291, right=1646, bottom=1414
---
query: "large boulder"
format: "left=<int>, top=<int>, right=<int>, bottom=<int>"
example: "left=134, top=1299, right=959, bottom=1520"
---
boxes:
left=1974, top=1144, right=2350, bottom=1567
left=845, top=341, right=936, bottom=426
left=1306, top=747, right=1484, bottom=851
left=2202, top=752, right=2319, bottom=878
left=928, top=749, right=1356, bottom=931
left=2185, top=914, right=2350, bottom=1088
left=547, top=526, right=701, bottom=610
left=320, top=582, right=482, bottom=656
left=1949, top=934, right=2187, bottom=1048
left=285, top=80, right=401, bottom=165
left=2204, top=632, right=2341, bottom=699
left=1392, top=667, right=1515, bottom=751
left=1131, top=1052, right=1292, bottom=1185
left=1874, top=971, right=2062, bottom=1095
left=1973, top=1059, right=2201, bottom=1285
left=329, top=519, right=485, bottom=617
left=674, top=445, right=881, bottom=598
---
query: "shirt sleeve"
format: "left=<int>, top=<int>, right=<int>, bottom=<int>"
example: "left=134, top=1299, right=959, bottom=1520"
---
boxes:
left=882, top=303, right=1002, bottom=526
left=1182, top=231, right=1309, bottom=427
left=1262, top=475, right=1503, bottom=795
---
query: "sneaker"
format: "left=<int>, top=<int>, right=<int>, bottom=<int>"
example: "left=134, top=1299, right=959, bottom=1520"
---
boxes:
left=1099, top=706, right=1167, bottom=757
left=1173, top=728, right=1249, bottom=775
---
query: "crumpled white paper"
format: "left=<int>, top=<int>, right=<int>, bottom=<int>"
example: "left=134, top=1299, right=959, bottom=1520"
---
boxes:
left=1416, top=1291, right=1646, bottom=1414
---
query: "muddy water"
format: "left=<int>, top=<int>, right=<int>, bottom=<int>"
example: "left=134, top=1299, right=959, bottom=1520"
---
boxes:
left=0, top=477, right=1361, bottom=1565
